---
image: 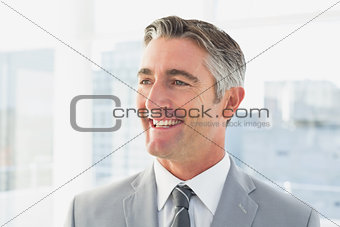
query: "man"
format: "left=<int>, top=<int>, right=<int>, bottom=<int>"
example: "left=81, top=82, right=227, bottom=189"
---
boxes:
left=65, top=16, right=320, bottom=227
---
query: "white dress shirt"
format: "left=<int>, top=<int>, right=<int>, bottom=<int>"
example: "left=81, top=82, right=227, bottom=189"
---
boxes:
left=153, top=153, right=230, bottom=227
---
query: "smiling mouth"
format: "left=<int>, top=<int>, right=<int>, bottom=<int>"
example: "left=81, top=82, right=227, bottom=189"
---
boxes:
left=149, top=118, right=184, bottom=128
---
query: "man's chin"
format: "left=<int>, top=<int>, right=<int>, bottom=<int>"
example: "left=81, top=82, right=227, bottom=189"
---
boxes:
left=146, top=143, right=174, bottom=159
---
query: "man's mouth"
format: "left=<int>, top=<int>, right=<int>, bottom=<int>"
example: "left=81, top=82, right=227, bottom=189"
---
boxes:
left=149, top=118, right=184, bottom=128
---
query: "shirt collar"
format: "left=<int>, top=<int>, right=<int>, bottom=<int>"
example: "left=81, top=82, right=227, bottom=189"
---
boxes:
left=153, top=153, right=230, bottom=215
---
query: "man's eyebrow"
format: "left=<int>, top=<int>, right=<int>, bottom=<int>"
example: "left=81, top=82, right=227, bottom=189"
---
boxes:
left=166, top=69, right=199, bottom=83
left=137, top=68, right=199, bottom=83
left=137, top=68, right=152, bottom=76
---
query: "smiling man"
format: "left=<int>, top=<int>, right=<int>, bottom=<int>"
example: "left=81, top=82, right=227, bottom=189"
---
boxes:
left=65, top=16, right=320, bottom=227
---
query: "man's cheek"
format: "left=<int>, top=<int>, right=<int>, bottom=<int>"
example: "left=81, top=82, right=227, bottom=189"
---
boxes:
left=136, top=97, right=146, bottom=107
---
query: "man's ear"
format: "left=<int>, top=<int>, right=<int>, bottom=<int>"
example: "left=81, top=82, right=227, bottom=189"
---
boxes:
left=222, top=87, right=245, bottom=121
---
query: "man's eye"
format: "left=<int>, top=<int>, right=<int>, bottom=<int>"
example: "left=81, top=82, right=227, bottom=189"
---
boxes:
left=174, top=80, right=189, bottom=86
left=140, top=80, right=151, bottom=85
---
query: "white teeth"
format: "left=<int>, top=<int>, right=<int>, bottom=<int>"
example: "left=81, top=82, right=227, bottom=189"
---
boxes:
left=152, top=119, right=182, bottom=127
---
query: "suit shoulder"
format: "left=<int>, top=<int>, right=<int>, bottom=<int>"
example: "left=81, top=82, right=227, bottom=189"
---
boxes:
left=250, top=175, right=309, bottom=210
left=76, top=171, right=141, bottom=204
left=70, top=171, right=143, bottom=227
left=249, top=175, right=319, bottom=226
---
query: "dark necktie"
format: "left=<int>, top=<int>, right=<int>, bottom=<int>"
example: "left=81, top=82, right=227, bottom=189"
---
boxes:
left=170, top=185, right=195, bottom=227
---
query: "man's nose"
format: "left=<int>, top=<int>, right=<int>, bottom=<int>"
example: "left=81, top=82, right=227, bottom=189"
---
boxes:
left=145, top=81, right=171, bottom=111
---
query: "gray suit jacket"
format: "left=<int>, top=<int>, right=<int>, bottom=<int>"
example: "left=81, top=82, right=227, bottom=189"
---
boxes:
left=65, top=158, right=320, bottom=227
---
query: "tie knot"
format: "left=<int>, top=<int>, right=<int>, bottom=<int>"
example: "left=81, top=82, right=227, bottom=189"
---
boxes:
left=171, top=185, right=194, bottom=209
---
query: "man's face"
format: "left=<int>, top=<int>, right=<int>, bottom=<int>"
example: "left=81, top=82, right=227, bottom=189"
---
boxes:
left=137, top=38, right=226, bottom=162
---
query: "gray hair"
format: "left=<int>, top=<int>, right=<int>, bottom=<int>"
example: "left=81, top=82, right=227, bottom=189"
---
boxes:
left=144, top=16, right=246, bottom=103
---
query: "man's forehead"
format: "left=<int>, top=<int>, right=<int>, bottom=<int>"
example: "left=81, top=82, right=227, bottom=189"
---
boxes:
left=141, top=38, right=207, bottom=61
left=138, top=38, right=211, bottom=81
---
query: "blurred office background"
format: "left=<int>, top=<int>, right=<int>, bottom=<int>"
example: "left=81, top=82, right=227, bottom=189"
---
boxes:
left=0, top=0, right=340, bottom=226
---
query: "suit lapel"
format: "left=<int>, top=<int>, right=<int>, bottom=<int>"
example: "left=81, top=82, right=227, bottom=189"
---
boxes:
left=123, top=165, right=158, bottom=227
left=211, top=158, right=258, bottom=227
